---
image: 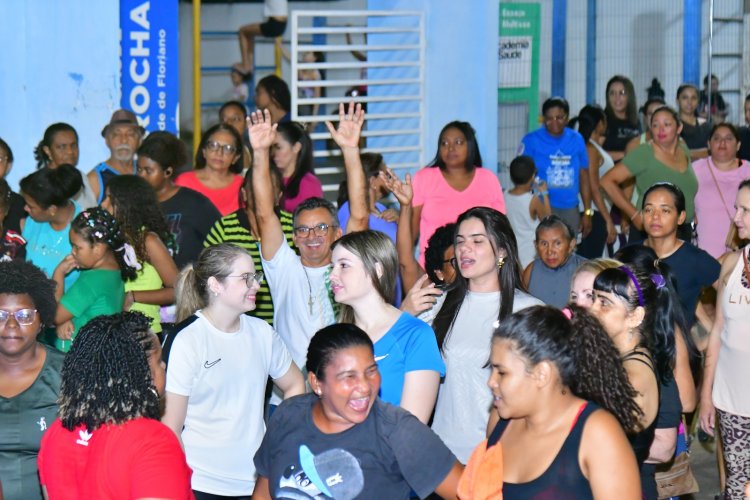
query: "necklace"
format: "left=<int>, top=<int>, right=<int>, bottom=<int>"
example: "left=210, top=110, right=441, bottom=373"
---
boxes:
left=741, top=247, right=750, bottom=289
left=302, top=266, right=314, bottom=315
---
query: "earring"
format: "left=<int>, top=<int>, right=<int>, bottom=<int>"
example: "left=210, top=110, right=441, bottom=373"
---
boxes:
left=497, top=255, right=505, bottom=270
left=212, top=291, right=219, bottom=297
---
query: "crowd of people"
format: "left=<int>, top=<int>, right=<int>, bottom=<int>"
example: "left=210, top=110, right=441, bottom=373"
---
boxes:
left=1, top=69, right=750, bottom=500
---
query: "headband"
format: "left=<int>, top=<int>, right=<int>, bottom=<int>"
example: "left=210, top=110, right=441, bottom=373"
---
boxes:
left=619, top=265, right=645, bottom=307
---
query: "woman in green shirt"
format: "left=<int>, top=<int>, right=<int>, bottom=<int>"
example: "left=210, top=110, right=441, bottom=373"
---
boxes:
left=601, top=106, right=697, bottom=242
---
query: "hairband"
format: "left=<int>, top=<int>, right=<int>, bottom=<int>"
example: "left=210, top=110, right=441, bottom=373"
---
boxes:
left=116, top=243, right=142, bottom=271
left=79, top=209, right=119, bottom=247
left=619, top=265, right=645, bottom=307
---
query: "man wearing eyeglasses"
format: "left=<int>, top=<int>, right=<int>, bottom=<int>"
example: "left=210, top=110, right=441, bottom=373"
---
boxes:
left=250, top=103, right=368, bottom=383
left=88, top=109, right=145, bottom=205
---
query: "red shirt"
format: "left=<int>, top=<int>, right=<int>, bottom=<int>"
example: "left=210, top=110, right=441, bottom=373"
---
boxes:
left=175, top=171, right=243, bottom=216
left=38, top=418, right=193, bottom=499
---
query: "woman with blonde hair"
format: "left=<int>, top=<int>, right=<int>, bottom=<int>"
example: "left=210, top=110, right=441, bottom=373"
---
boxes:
left=569, top=258, right=622, bottom=308
left=162, top=243, right=305, bottom=498
left=329, top=229, right=444, bottom=424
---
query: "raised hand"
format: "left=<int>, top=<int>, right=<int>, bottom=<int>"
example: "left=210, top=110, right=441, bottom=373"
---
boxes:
left=247, top=109, right=278, bottom=151
left=381, top=168, right=413, bottom=206
left=325, top=102, right=364, bottom=150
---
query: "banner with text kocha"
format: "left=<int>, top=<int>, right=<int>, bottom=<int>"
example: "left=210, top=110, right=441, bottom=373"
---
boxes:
left=120, top=0, right=179, bottom=133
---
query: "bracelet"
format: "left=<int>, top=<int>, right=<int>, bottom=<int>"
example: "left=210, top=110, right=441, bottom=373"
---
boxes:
left=630, top=210, right=641, bottom=221
left=583, top=208, right=594, bottom=217
left=129, top=290, right=136, bottom=303
left=539, top=191, right=548, bottom=197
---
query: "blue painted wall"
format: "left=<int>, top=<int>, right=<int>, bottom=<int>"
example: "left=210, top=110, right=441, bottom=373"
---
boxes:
left=0, top=2, right=120, bottom=189
left=367, top=0, right=500, bottom=174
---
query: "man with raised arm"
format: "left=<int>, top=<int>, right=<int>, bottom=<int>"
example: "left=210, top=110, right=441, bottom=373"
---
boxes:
left=249, top=102, right=368, bottom=372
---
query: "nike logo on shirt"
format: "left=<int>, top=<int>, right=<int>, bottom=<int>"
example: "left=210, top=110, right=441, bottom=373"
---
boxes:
left=204, top=358, right=221, bottom=368
left=374, top=354, right=389, bottom=362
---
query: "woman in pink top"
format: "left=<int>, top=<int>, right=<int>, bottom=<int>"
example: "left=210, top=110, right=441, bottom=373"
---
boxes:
left=176, top=123, right=243, bottom=216
left=694, top=123, right=750, bottom=258
left=273, top=122, right=323, bottom=213
left=411, top=121, right=505, bottom=265
left=700, top=179, right=750, bottom=499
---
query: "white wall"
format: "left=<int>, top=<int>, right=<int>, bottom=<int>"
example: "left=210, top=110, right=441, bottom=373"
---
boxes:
left=0, top=2, right=120, bottom=189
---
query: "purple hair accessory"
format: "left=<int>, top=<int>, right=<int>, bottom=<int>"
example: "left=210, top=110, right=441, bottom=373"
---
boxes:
left=651, top=274, right=666, bottom=289
left=619, top=265, right=645, bottom=307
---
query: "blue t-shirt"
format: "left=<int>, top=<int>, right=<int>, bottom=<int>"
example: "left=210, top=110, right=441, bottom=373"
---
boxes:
left=374, top=313, right=445, bottom=406
left=519, top=127, right=589, bottom=209
left=338, top=201, right=402, bottom=306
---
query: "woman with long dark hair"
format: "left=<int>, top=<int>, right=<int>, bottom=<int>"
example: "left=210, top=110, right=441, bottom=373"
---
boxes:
left=429, top=206, right=542, bottom=463
left=603, top=75, right=641, bottom=161
left=273, top=122, right=323, bottom=213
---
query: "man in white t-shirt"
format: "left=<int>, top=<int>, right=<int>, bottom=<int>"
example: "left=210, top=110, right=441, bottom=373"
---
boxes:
left=250, top=103, right=368, bottom=370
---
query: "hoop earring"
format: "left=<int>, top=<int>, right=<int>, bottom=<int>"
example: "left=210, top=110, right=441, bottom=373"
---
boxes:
left=497, top=256, right=505, bottom=270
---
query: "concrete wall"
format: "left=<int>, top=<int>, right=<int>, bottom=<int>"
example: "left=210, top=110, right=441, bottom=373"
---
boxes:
left=0, top=2, right=120, bottom=189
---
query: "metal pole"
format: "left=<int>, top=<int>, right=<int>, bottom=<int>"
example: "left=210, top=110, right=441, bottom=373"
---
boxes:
left=707, top=0, right=714, bottom=124
left=193, top=0, right=202, bottom=155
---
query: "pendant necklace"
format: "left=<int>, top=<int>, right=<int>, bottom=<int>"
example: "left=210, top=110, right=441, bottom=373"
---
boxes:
left=303, top=266, right=314, bottom=315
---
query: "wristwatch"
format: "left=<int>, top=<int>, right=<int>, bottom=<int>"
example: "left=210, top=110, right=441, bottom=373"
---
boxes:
left=583, top=208, right=594, bottom=217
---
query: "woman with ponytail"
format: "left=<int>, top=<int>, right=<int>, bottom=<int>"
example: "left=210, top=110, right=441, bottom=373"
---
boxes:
left=460, top=305, right=641, bottom=499
left=162, top=243, right=304, bottom=498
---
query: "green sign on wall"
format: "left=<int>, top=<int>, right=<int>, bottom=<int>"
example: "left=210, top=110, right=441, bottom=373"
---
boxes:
left=498, top=3, right=541, bottom=132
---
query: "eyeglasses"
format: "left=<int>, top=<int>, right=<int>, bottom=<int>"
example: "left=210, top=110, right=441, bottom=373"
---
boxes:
left=205, top=140, right=238, bottom=156
left=293, top=223, right=337, bottom=237
left=227, top=271, right=264, bottom=287
left=0, top=308, right=38, bottom=325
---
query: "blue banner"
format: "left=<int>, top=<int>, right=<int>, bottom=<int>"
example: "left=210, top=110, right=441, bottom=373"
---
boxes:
left=120, top=0, right=179, bottom=133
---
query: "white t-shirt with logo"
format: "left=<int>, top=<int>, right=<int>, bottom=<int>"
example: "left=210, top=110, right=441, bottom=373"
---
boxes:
left=165, top=311, right=292, bottom=495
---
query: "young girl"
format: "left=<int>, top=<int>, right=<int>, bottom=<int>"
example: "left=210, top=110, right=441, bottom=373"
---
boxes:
left=52, top=208, right=138, bottom=352
left=329, top=230, right=444, bottom=424
left=0, top=179, right=26, bottom=261
left=102, top=175, right=179, bottom=335
left=676, top=84, right=711, bottom=159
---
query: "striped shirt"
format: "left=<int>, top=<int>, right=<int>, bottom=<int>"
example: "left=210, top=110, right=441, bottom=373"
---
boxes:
left=204, top=209, right=296, bottom=325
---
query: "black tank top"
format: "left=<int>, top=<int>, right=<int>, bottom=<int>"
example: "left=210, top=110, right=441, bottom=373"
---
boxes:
left=622, top=349, right=658, bottom=467
left=488, top=402, right=598, bottom=499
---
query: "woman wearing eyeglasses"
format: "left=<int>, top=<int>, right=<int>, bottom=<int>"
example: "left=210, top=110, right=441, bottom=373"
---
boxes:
left=176, top=123, right=245, bottom=216
left=273, top=122, right=323, bottom=213
left=0, top=260, right=62, bottom=499
left=411, top=121, right=505, bottom=267
left=162, top=243, right=305, bottom=499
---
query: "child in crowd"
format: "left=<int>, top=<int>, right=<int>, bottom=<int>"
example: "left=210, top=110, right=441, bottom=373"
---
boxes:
left=523, top=214, right=587, bottom=308
left=504, top=155, right=551, bottom=268
left=0, top=179, right=26, bottom=261
left=102, top=175, right=179, bottom=335
left=52, top=208, right=138, bottom=352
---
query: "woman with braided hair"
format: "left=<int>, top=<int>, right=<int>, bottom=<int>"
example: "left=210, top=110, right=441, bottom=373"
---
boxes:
left=37, top=312, right=192, bottom=498
left=52, top=207, right=140, bottom=352
left=460, top=304, right=641, bottom=499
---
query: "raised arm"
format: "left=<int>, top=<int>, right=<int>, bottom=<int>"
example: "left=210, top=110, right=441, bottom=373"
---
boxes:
left=382, top=168, right=423, bottom=290
left=248, top=109, right=284, bottom=261
left=326, top=102, right=368, bottom=232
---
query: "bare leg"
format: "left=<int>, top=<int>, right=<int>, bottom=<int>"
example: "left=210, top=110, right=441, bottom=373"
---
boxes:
left=237, top=22, right=263, bottom=74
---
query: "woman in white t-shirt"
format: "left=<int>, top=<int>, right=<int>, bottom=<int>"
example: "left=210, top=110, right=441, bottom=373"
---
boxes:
left=162, top=243, right=305, bottom=498
left=429, top=207, right=543, bottom=463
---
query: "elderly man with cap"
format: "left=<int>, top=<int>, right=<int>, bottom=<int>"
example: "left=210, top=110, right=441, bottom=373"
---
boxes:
left=87, top=109, right=145, bottom=204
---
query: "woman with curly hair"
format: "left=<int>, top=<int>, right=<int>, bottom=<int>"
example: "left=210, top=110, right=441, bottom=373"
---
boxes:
left=460, top=305, right=641, bottom=499
left=38, top=312, right=192, bottom=498
left=102, top=175, right=179, bottom=334
left=0, top=260, right=62, bottom=500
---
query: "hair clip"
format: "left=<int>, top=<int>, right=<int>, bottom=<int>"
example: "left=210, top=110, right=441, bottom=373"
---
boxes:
left=650, top=273, right=666, bottom=289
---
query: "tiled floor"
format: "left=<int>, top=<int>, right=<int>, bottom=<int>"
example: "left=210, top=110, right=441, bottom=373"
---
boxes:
left=685, top=436, right=721, bottom=500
